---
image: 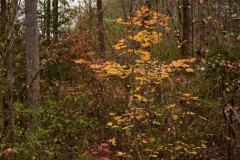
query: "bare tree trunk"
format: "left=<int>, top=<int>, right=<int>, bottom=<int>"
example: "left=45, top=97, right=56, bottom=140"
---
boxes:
left=229, top=0, right=232, bottom=17
left=192, top=0, right=195, bottom=55
left=2, top=41, right=14, bottom=145
left=181, top=0, right=193, bottom=56
left=1, top=0, right=18, bottom=148
left=166, top=0, right=180, bottom=41
left=52, top=0, right=58, bottom=42
left=0, top=0, right=10, bottom=144
left=0, top=0, right=6, bottom=33
left=197, top=1, right=206, bottom=56
left=97, top=0, right=105, bottom=58
left=46, top=0, right=51, bottom=45
left=42, top=0, right=46, bottom=39
left=177, top=0, right=183, bottom=52
left=130, top=0, right=141, bottom=35
left=89, top=0, right=93, bottom=30
left=25, top=0, right=41, bottom=130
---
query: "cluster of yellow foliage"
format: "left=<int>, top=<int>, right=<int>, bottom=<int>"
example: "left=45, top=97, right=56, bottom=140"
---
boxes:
left=74, top=5, right=206, bottom=159
left=114, top=6, right=169, bottom=63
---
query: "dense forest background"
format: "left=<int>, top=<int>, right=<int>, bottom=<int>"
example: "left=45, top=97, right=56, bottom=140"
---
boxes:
left=0, top=0, right=240, bottom=159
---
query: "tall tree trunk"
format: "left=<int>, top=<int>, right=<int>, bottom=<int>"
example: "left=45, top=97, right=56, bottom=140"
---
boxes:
left=130, top=0, right=141, bottom=34
left=1, top=0, right=11, bottom=144
left=197, top=1, right=206, bottom=55
left=97, top=0, right=105, bottom=58
left=89, top=0, right=93, bottom=30
left=181, top=0, right=193, bottom=56
left=0, top=0, right=6, bottom=33
left=1, top=0, right=18, bottom=147
left=229, top=0, right=232, bottom=17
left=42, top=0, right=46, bottom=39
left=192, top=0, right=195, bottom=55
left=52, top=0, right=58, bottom=43
left=25, top=0, right=41, bottom=130
left=46, top=0, right=51, bottom=45
left=2, top=40, right=14, bottom=146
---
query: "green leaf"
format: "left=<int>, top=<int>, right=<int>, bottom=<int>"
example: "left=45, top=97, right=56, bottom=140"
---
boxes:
left=224, top=32, right=235, bottom=38
left=44, top=150, right=54, bottom=155
left=237, top=35, right=240, bottom=42
left=38, top=129, right=50, bottom=135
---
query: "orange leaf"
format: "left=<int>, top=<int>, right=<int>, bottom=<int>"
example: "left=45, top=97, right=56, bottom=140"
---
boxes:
left=74, top=59, right=86, bottom=64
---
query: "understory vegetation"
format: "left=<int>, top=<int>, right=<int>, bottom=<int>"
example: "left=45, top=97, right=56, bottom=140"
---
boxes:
left=0, top=0, right=240, bottom=159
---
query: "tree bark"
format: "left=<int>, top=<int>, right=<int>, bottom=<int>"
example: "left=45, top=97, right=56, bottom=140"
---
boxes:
left=181, top=0, right=193, bottom=56
left=46, top=0, right=51, bottom=45
left=0, top=0, right=6, bottom=33
left=88, top=0, right=93, bottom=30
left=25, top=0, right=41, bottom=129
left=192, top=0, right=195, bottom=55
left=2, top=41, right=14, bottom=145
left=1, top=0, right=18, bottom=146
left=42, top=0, right=46, bottom=39
left=52, top=0, right=58, bottom=42
left=97, top=0, right=105, bottom=58
left=130, top=0, right=141, bottom=35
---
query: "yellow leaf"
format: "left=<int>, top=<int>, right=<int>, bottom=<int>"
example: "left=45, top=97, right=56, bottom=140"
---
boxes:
left=175, top=146, right=182, bottom=151
left=136, top=10, right=142, bottom=17
left=172, top=115, right=179, bottom=120
left=114, top=116, right=122, bottom=121
left=90, top=64, right=102, bottom=69
left=134, top=94, right=148, bottom=102
left=190, top=151, right=197, bottom=155
left=150, top=154, right=158, bottom=158
left=133, top=20, right=142, bottom=26
left=165, top=27, right=170, bottom=32
left=119, top=39, right=125, bottom=43
left=140, top=51, right=151, bottom=61
left=191, top=96, right=199, bottom=100
left=183, top=93, right=191, bottom=97
left=189, top=58, right=196, bottom=63
left=201, top=144, right=207, bottom=149
left=74, top=59, right=86, bottom=64
left=186, top=68, right=194, bottom=72
left=136, top=115, right=143, bottom=120
left=185, top=111, right=196, bottom=115
left=114, top=45, right=121, bottom=50
left=142, top=139, right=147, bottom=144
left=207, top=16, right=212, bottom=20
left=149, top=137, right=155, bottom=142
left=116, top=151, right=126, bottom=156
left=109, top=113, right=116, bottom=116
left=141, top=41, right=150, bottom=47
left=112, top=125, right=119, bottom=129
left=107, top=122, right=113, bottom=126
left=167, top=104, right=176, bottom=109
left=140, top=5, right=149, bottom=12
left=135, top=87, right=141, bottom=91
left=144, top=148, right=152, bottom=152
left=108, top=138, right=116, bottom=146
left=116, top=18, right=123, bottom=23
left=114, top=44, right=127, bottom=50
